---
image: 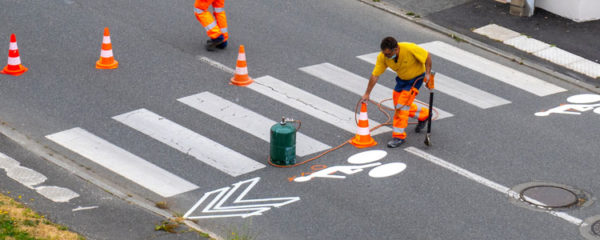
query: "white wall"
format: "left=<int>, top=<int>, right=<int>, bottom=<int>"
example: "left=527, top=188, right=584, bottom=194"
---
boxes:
left=535, top=0, right=600, bottom=22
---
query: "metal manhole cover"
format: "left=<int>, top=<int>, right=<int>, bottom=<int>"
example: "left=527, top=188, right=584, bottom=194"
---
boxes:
left=521, top=185, right=578, bottom=208
left=592, top=221, right=600, bottom=236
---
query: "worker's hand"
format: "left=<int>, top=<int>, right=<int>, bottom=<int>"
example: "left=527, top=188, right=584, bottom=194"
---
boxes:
left=361, top=93, right=370, bottom=103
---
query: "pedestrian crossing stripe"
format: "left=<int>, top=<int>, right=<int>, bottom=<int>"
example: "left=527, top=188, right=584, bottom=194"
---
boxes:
left=419, top=41, right=567, bottom=97
left=178, top=91, right=331, bottom=157
left=299, top=63, right=454, bottom=118
left=112, top=109, right=266, bottom=177
left=46, top=127, right=199, bottom=198
left=353, top=55, right=512, bottom=109
left=248, top=75, right=392, bottom=136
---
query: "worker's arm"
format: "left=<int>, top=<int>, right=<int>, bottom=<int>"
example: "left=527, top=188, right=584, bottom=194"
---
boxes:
left=425, top=53, right=432, bottom=76
left=361, top=74, right=380, bottom=102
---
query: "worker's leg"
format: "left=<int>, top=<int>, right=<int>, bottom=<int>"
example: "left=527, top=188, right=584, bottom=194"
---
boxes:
left=212, top=0, right=228, bottom=49
left=194, top=0, right=224, bottom=50
left=392, top=90, right=412, bottom=140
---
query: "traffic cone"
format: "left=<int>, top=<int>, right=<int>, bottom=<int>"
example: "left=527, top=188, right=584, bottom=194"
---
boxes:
left=230, top=45, right=253, bottom=86
left=1, top=34, right=28, bottom=76
left=96, top=27, right=118, bottom=69
left=350, top=102, right=377, bottom=148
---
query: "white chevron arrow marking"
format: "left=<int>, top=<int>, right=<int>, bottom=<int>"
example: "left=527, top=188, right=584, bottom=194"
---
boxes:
left=183, top=177, right=300, bottom=219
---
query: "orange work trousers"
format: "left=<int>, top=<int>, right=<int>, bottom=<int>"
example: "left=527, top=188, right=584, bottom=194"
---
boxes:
left=194, top=0, right=228, bottom=41
left=392, top=88, right=429, bottom=140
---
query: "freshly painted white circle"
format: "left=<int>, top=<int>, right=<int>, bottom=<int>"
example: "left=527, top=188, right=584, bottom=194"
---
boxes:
left=566, top=94, right=600, bottom=104
left=347, top=150, right=388, bottom=164
left=368, top=162, right=406, bottom=178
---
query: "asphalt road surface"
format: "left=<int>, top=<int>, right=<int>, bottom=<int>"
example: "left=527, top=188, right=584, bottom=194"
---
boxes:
left=1, top=0, right=599, bottom=239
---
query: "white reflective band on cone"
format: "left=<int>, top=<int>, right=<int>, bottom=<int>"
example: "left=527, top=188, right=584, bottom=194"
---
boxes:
left=357, top=127, right=370, bottom=135
left=393, top=127, right=405, bottom=133
left=237, top=53, right=246, bottom=61
left=9, top=42, right=17, bottom=50
left=214, top=7, right=225, bottom=12
left=100, top=50, right=113, bottom=58
left=103, top=36, right=111, bottom=43
left=204, top=21, right=217, bottom=31
left=359, top=112, right=368, bottom=120
left=235, top=67, right=248, bottom=75
left=7, top=57, right=21, bottom=65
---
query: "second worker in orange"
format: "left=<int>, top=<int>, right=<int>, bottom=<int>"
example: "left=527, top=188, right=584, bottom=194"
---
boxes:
left=194, top=0, right=229, bottom=51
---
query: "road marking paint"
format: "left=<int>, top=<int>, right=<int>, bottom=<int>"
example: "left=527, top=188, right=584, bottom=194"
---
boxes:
left=249, top=75, right=391, bottom=135
left=72, top=206, right=100, bottom=212
left=405, top=146, right=583, bottom=226
left=178, top=92, right=331, bottom=157
left=347, top=150, right=387, bottom=164
left=0, top=152, right=79, bottom=202
left=419, top=41, right=566, bottom=97
left=473, top=24, right=521, bottom=42
left=368, top=162, right=407, bottom=178
left=46, top=127, right=199, bottom=197
left=113, top=109, right=265, bottom=177
left=353, top=57, right=511, bottom=109
left=184, top=177, right=300, bottom=219
left=35, top=186, right=80, bottom=203
left=300, top=63, right=455, bottom=117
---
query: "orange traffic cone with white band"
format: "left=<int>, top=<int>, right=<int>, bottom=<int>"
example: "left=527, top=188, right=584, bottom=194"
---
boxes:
left=350, top=102, right=377, bottom=148
left=230, top=45, right=253, bottom=86
left=96, top=27, right=118, bottom=69
left=1, top=34, right=28, bottom=76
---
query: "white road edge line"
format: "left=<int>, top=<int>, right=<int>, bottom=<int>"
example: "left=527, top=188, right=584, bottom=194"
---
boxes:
left=404, top=146, right=584, bottom=226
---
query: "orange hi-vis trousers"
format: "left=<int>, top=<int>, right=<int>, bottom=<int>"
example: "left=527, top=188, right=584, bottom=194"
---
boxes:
left=194, top=0, right=228, bottom=41
left=392, top=74, right=430, bottom=140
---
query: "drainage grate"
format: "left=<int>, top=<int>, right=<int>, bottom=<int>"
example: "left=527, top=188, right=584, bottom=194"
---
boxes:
left=521, top=185, right=579, bottom=209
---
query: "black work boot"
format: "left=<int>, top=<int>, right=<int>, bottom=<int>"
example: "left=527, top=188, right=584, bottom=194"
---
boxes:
left=205, top=35, right=225, bottom=51
left=387, top=138, right=405, bottom=148
left=415, top=120, right=427, bottom=133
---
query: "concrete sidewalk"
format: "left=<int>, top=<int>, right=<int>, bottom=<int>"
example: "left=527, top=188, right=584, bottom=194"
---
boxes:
left=370, top=0, right=600, bottom=86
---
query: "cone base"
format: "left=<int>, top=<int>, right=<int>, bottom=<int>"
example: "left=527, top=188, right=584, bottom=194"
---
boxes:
left=230, top=76, right=253, bottom=86
left=1, top=65, right=28, bottom=76
left=96, top=59, right=119, bottom=69
left=350, top=136, right=377, bottom=148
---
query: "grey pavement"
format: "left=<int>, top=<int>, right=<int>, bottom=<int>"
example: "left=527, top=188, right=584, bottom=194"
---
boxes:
left=0, top=132, right=210, bottom=240
left=385, top=0, right=600, bottom=84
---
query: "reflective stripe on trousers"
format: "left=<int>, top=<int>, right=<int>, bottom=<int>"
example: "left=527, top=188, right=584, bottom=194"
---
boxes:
left=194, top=0, right=228, bottom=40
left=392, top=89, right=430, bottom=139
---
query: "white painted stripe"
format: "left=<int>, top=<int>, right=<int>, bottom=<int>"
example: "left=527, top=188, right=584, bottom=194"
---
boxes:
left=112, top=109, right=265, bottom=177
left=503, top=35, right=551, bottom=53
left=420, top=41, right=566, bottom=97
left=100, top=49, right=113, bottom=58
left=46, top=127, right=199, bottom=197
left=404, top=146, right=583, bottom=226
left=102, top=36, right=111, bottom=44
left=235, top=67, right=248, bottom=75
left=354, top=56, right=511, bottom=109
left=7, top=57, right=21, bottom=65
left=9, top=42, right=17, bottom=50
left=35, top=186, right=79, bottom=203
left=473, top=24, right=521, bottom=42
left=178, top=92, right=331, bottom=157
left=533, top=47, right=584, bottom=66
left=237, top=53, right=246, bottom=61
left=299, top=63, right=453, bottom=119
left=249, top=75, right=391, bottom=136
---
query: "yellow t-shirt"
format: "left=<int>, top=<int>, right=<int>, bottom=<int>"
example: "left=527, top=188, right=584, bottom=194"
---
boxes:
left=372, top=42, right=428, bottom=80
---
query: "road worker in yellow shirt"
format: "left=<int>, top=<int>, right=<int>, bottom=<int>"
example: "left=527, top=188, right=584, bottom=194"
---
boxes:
left=361, top=37, right=433, bottom=148
left=194, top=0, right=229, bottom=51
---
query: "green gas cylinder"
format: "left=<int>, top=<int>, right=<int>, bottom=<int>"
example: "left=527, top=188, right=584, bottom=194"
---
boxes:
left=270, top=117, right=298, bottom=166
